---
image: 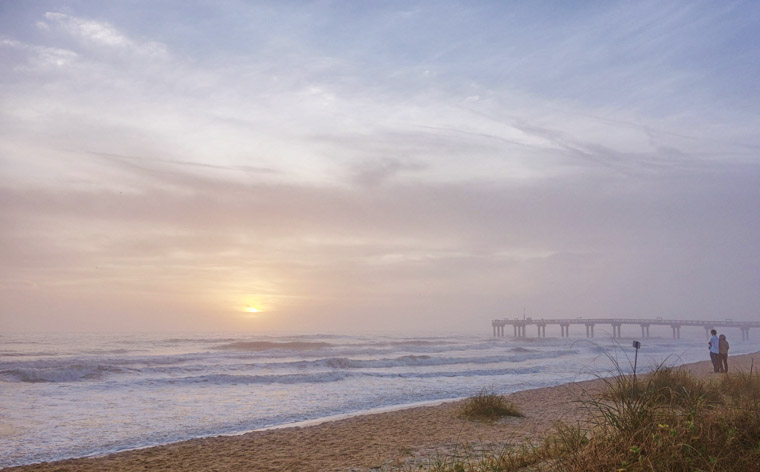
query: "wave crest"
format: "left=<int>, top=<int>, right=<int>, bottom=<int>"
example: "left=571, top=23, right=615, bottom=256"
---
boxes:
left=142, top=365, right=547, bottom=386
left=212, top=341, right=332, bottom=351
left=1, top=365, right=125, bottom=383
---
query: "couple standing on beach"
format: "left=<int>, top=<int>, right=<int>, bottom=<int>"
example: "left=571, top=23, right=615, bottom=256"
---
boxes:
left=708, top=329, right=730, bottom=373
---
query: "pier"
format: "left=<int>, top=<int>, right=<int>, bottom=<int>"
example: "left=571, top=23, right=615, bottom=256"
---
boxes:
left=492, top=317, right=759, bottom=340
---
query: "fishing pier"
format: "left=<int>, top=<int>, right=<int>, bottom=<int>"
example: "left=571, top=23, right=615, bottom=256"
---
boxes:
left=492, top=317, right=759, bottom=340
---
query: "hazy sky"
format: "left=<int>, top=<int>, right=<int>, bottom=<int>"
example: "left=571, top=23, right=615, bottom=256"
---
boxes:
left=2, top=1, right=759, bottom=334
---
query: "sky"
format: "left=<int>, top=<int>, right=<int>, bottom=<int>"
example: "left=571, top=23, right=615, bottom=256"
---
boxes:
left=1, top=1, right=759, bottom=334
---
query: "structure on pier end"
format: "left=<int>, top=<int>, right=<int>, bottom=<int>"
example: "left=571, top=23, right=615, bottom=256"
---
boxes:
left=491, top=317, right=759, bottom=339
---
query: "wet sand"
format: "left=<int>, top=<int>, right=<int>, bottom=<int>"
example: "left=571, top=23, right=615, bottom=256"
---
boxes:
left=6, top=352, right=758, bottom=472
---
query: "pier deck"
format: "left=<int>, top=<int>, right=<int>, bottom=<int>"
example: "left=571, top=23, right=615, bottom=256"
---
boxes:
left=492, top=317, right=759, bottom=340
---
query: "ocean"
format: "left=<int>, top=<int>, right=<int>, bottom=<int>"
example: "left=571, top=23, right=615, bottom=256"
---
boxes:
left=0, top=331, right=755, bottom=468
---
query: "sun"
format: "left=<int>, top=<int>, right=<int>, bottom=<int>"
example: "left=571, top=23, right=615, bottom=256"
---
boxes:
left=245, top=306, right=260, bottom=313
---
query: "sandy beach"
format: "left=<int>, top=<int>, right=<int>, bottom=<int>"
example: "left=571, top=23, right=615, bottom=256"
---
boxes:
left=5, top=352, right=758, bottom=472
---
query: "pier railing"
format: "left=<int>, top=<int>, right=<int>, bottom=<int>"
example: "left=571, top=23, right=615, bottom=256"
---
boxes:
left=491, top=317, right=758, bottom=340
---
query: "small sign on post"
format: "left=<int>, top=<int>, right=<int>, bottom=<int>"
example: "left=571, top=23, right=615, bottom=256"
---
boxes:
left=632, top=340, right=641, bottom=382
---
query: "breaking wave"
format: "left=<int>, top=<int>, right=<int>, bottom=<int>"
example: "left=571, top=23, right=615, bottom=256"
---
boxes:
left=267, top=350, right=574, bottom=370
left=143, top=365, right=547, bottom=386
left=1, top=364, right=128, bottom=383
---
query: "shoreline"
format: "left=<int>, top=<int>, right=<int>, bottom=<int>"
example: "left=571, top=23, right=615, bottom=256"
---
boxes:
left=4, top=398, right=472, bottom=469
left=5, top=351, right=759, bottom=472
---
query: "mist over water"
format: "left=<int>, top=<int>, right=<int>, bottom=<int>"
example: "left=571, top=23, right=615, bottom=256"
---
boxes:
left=1, top=332, right=755, bottom=467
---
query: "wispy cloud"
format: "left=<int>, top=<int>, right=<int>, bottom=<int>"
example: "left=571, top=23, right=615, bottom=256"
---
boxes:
left=40, top=11, right=168, bottom=58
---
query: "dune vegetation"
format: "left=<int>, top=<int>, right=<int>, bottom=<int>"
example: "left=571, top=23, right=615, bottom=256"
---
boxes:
left=412, top=364, right=760, bottom=471
left=459, top=389, right=524, bottom=422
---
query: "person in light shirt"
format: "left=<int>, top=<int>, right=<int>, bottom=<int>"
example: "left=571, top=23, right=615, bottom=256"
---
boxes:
left=708, top=329, right=720, bottom=373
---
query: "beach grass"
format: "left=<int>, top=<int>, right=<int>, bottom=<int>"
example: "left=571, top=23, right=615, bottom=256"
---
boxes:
left=459, top=389, right=524, bottom=422
left=412, top=363, right=760, bottom=471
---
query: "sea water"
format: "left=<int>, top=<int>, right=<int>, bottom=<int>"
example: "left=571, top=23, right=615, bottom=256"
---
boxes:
left=0, top=331, right=755, bottom=468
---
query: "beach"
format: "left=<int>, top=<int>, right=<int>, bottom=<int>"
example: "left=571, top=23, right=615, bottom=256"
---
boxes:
left=6, top=351, right=757, bottom=472
left=4, top=333, right=750, bottom=467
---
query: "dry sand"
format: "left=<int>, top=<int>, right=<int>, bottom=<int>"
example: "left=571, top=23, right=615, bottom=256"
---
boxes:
left=5, top=352, right=759, bottom=472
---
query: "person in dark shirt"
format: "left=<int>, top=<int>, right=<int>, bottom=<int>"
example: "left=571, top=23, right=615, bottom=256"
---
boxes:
left=718, top=334, right=729, bottom=373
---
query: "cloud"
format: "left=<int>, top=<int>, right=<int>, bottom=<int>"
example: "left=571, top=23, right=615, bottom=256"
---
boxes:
left=40, top=12, right=168, bottom=59
left=0, top=38, right=79, bottom=70
left=3, top=155, right=759, bottom=331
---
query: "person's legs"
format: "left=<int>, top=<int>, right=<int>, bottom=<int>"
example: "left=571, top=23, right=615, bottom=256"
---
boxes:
left=710, top=352, right=720, bottom=372
left=720, top=354, right=728, bottom=373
